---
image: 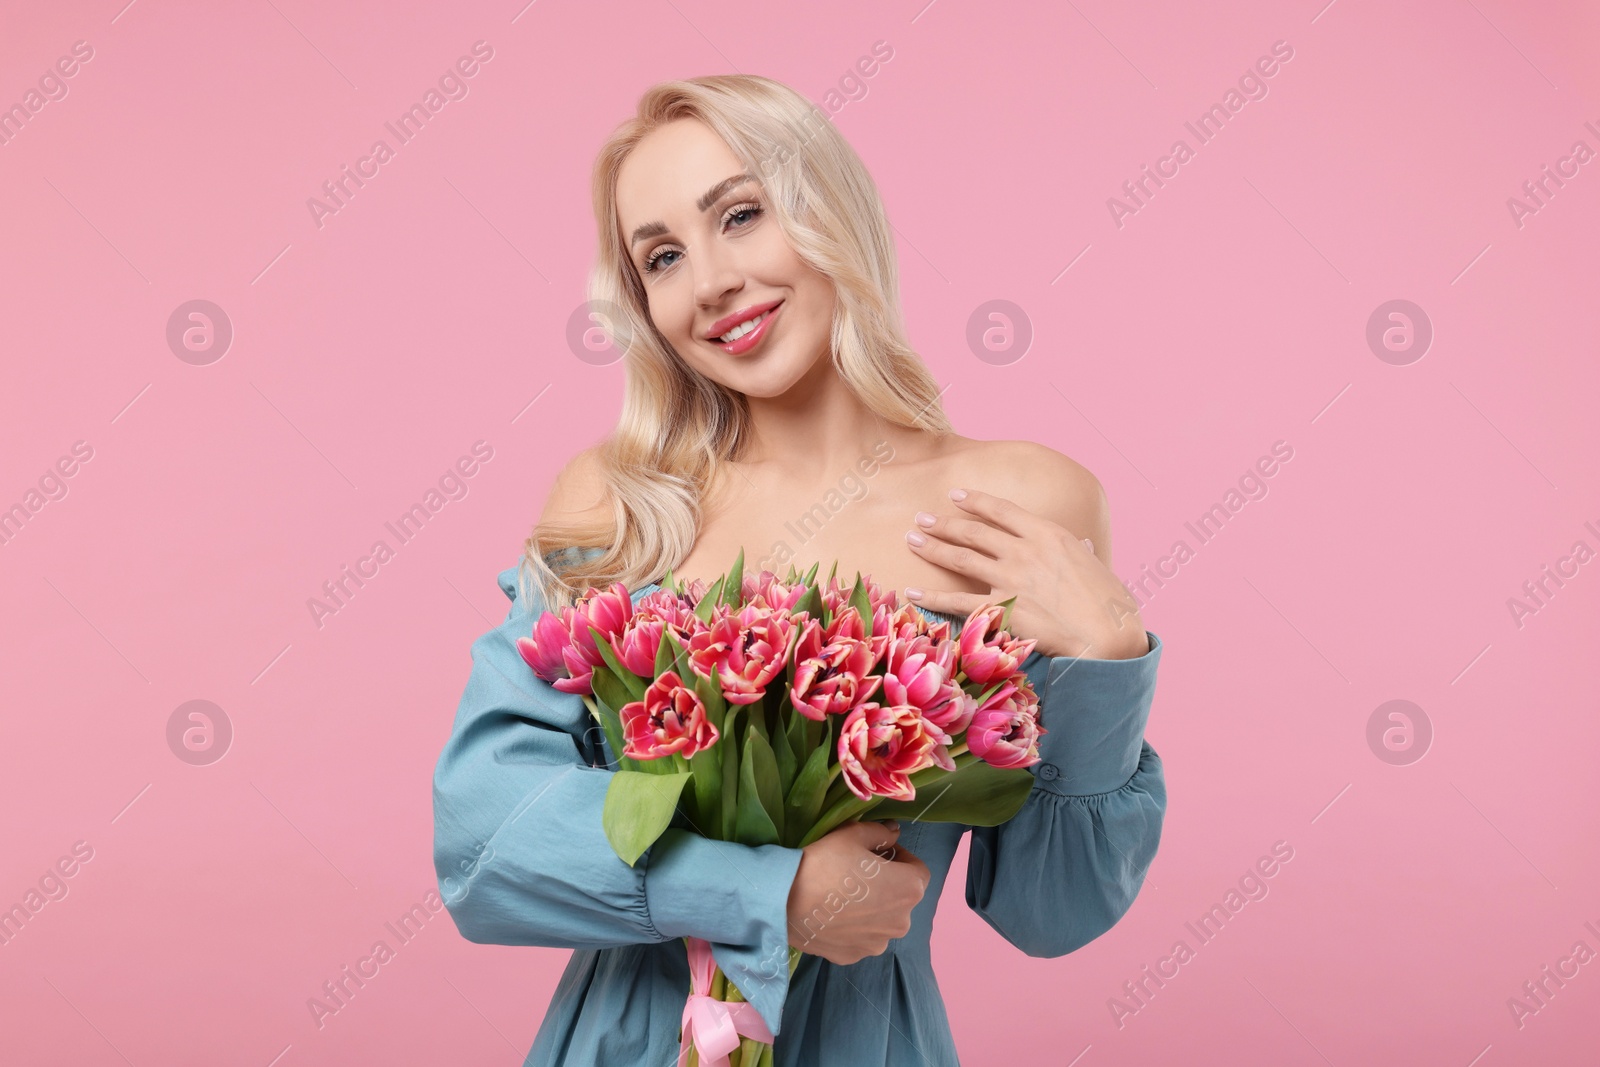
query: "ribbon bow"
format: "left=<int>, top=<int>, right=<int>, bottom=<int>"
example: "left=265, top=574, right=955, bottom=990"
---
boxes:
left=676, top=936, right=775, bottom=1067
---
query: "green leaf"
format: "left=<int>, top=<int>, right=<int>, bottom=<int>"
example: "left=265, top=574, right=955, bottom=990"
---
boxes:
left=848, top=575, right=874, bottom=640
left=995, top=593, right=1019, bottom=634
left=735, top=723, right=782, bottom=845
left=653, top=620, right=676, bottom=678
left=770, top=703, right=797, bottom=800
left=795, top=587, right=824, bottom=621
left=784, top=721, right=833, bottom=845
left=721, top=711, right=742, bottom=840
left=585, top=697, right=627, bottom=771
left=724, top=547, right=745, bottom=609
left=603, top=769, right=693, bottom=866
left=861, top=755, right=1036, bottom=827
left=696, top=576, right=725, bottom=622
left=784, top=702, right=811, bottom=773
left=687, top=743, right=723, bottom=839
left=588, top=623, right=645, bottom=703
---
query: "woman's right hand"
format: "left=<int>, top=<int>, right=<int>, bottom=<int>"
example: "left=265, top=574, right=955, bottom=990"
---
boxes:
left=785, top=820, right=930, bottom=965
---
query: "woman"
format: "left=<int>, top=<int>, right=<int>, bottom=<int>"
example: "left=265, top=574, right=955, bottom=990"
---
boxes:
left=432, top=74, right=1165, bottom=1066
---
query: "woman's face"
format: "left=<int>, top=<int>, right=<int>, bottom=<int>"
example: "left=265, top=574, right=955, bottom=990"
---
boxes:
left=615, top=118, right=836, bottom=398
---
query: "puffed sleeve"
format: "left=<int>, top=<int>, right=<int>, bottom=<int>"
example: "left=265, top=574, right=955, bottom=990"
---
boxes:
left=964, top=631, right=1166, bottom=957
left=431, top=562, right=805, bottom=1037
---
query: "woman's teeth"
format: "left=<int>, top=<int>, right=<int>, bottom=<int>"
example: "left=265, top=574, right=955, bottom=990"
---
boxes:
left=718, top=311, right=769, bottom=343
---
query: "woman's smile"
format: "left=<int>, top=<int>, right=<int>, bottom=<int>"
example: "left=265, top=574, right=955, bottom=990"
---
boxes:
left=711, top=299, right=783, bottom=356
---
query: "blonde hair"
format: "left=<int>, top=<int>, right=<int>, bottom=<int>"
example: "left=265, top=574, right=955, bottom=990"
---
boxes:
left=518, top=73, right=951, bottom=613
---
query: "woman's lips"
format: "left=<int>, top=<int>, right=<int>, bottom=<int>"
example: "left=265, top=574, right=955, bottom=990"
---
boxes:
left=714, top=301, right=782, bottom=356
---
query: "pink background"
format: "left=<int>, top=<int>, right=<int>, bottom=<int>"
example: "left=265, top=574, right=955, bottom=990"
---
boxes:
left=2, top=0, right=1597, bottom=1063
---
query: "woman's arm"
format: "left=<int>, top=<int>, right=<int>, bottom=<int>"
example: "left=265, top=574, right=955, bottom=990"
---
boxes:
left=430, top=562, right=804, bottom=1036
left=964, top=632, right=1165, bottom=956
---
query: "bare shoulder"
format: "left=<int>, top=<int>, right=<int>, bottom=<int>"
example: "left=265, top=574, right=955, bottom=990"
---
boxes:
left=946, top=438, right=1110, bottom=544
left=538, top=444, right=612, bottom=528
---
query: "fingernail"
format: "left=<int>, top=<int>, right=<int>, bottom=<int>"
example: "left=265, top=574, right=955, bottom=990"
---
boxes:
left=904, top=587, right=923, bottom=600
left=949, top=488, right=967, bottom=501
left=905, top=529, right=926, bottom=546
left=1082, top=538, right=1094, bottom=552
left=914, top=511, right=937, bottom=527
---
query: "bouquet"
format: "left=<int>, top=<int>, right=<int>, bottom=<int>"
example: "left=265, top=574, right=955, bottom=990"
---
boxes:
left=517, top=550, right=1046, bottom=1067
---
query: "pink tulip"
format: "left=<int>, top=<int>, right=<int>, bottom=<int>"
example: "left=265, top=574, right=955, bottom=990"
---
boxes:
left=516, top=608, right=572, bottom=683
left=743, top=570, right=808, bottom=613
left=543, top=582, right=636, bottom=695
left=958, top=604, right=1038, bottom=686
left=620, top=671, right=719, bottom=760
left=880, top=634, right=959, bottom=722
left=686, top=604, right=798, bottom=705
left=609, top=615, right=666, bottom=678
left=966, top=680, right=1046, bottom=769
left=836, top=702, right=943, bottom=801
left=789, top=616, right=882, bottom=720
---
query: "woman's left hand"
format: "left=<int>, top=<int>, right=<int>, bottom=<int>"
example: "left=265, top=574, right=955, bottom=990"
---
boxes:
left=902, top=487, right=1148, bottom=661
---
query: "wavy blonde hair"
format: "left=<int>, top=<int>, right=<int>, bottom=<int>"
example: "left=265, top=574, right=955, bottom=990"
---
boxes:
left=518, top=73, right=950, bottom=613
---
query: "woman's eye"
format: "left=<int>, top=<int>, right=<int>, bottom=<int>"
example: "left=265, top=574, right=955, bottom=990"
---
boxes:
left=642, top=248, right=680, bottom=274
left=641, top=203, right=762, bottom=275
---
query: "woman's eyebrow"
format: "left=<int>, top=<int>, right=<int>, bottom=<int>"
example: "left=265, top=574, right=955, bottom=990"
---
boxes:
left=629, top=172, right=757, bottom=248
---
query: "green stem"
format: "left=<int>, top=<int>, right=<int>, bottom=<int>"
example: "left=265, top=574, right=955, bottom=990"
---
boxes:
left=798, top=791, right=874, bottom=847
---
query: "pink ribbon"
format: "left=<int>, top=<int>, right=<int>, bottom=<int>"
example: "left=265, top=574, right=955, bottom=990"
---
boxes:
left=676, top=936, right=775, bottom=1067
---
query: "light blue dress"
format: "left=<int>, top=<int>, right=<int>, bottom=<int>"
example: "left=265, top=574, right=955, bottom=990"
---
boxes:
left=431, top=549, right=1166, bottom=1066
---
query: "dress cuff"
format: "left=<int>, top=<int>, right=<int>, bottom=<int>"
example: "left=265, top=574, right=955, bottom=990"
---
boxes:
left=642, top=827, right=804, bottom=1036
left=1028, top=630, right=1163, bottom=796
